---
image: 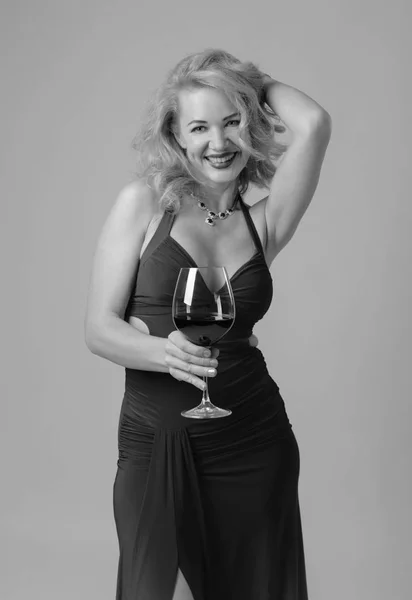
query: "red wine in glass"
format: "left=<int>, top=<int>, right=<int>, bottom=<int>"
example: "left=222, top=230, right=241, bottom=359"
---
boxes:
left=173, top=314, right=234, bottom=347
left=172, top=267, right=236, bottom=419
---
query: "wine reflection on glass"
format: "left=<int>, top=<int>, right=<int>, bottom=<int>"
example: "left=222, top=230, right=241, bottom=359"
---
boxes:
left=172, top=266, right=236, bottom=419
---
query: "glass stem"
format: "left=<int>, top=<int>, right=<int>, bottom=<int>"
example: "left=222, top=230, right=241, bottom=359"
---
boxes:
left=201, top=346, right=213, bottom=407
left=201, top=376, right=211, bottom=406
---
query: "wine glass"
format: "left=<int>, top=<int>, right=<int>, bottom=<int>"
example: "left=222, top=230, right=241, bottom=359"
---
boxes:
left=172, top=266, right=236, bottom=419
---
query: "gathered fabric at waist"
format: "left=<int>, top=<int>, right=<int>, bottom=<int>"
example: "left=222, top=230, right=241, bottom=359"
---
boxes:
left=122, top=348, right=285, bottom=432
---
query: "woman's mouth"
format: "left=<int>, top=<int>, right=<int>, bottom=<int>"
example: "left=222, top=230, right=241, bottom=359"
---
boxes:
left=204, top=152, right=237, bottom=169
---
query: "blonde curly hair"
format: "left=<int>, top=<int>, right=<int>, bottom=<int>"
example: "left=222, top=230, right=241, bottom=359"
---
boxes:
left=132, top=48, right=286, bottom=212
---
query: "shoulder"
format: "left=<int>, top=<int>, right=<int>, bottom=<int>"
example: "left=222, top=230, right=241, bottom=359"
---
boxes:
left=113, top=179, right=159, bottom=217
left=107, top=179, right=162, bottom=236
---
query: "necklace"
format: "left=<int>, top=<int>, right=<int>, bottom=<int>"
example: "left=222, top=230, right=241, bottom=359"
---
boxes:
left=191, top=192, right=239, bottom=227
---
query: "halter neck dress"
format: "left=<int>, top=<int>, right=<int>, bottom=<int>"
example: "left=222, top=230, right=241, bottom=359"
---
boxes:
left=114, top=196, right=308, bottom=600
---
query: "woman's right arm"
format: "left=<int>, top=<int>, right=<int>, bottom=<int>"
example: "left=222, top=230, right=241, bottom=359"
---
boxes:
left=84, top=181, right=217, bottom=390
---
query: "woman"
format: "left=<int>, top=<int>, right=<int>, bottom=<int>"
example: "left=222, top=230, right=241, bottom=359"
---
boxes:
left=85, top=49, right=332, bottom=600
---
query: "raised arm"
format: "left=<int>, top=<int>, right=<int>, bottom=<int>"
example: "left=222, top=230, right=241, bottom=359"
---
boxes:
left=262, top=77, right=332, bottom=262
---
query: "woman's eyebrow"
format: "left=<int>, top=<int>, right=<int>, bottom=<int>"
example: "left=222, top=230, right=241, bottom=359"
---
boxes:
left=187, top=112, right=240, bottom=126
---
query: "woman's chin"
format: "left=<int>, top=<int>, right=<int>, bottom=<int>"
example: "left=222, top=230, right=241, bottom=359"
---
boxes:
left=200, top=163, right=242, bottom=185
left=206, top=171, right=238, bottom=183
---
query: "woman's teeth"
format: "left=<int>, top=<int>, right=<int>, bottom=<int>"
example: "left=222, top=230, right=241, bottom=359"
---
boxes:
left=205, top=152, right=236, bottom=166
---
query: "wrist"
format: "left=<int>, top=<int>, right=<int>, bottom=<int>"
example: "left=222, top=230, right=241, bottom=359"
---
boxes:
left=155, top=337, right=169, bottom=373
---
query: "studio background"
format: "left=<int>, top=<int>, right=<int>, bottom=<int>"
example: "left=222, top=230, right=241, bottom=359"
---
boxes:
left=1, top=1, right=410, bottom=599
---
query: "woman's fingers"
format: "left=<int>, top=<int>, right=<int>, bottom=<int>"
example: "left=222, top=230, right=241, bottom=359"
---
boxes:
left=166, top=331, right=219, bottom=389
left=168, top=330, right=211, bottom=356
left=166, top=344, right=218, bottom=369
left=166, top=355, right=217, bottom=389
left=168, top=367, right=206, bottom=390
left=166, top=332, right=218, bottom=367
left=165, top=352, right=217, bottom=376
left=168, top=330, right=219, bottom=357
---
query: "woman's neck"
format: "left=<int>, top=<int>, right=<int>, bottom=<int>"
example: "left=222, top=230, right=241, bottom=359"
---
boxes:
left=197, top=182, right=239, bottom=213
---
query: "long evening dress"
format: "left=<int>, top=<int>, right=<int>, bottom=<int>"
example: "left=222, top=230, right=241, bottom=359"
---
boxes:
left=113, top=195, right=308, bottom=600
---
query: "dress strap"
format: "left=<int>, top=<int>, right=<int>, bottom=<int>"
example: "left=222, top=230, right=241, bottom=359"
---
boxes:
left=238, top=195, right=266, bottom=256
left=140, top=209, right=175, bottom=265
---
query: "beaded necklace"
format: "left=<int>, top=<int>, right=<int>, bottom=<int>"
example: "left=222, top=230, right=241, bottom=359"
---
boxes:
left=192, top=192, right=239, bottom=226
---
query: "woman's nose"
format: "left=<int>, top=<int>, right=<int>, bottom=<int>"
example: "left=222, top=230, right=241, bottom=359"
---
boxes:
left=209, top=128, right=227, bottom=151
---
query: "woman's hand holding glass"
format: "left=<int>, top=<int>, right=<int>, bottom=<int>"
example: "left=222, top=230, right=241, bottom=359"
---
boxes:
left=165, top=330, right=220, bottom=391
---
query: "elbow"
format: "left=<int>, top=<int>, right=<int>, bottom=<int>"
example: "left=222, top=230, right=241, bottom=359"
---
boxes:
left=85, top=336, right=98, bottom=355
left=294, top=109, right=332, bottom=145
left=85, top=332, right=98, bottom=355
left=85, top=313, right=121, bottom=355
left=84, top=320, right=103, bottom=355
left=308, top=108, right=332, bottom=139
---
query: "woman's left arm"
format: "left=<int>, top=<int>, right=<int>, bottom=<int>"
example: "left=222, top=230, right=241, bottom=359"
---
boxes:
left=262, top=77, right=332, bottom=261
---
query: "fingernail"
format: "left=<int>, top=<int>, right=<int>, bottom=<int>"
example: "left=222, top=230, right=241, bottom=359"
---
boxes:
left=207, top=368, right=216, bottom=376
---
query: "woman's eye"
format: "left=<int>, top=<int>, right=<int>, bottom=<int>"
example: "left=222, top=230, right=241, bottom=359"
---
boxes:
left=191, top=126, right=206, bottom=133
left=226, top=120, right=241, bottom=127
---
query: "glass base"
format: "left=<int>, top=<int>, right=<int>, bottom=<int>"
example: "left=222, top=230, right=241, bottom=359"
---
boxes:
left=181, top=401, right=232, bottom=419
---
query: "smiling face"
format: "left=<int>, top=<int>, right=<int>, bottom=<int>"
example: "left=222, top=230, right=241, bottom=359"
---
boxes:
left=174, top=86, right=250, bottom=191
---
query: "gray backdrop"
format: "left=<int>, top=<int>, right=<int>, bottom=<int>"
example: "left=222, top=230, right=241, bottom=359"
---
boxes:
left=2, top=1, right=411, bottom=599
